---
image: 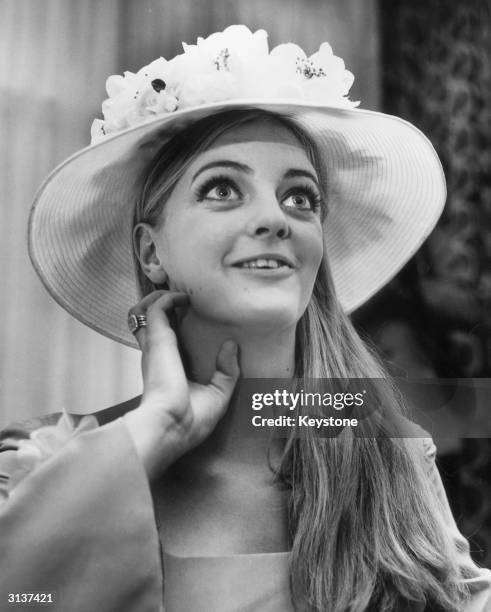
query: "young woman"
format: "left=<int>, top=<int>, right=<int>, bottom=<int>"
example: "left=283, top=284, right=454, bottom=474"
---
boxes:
left=1, top=26, right=490, bottom=612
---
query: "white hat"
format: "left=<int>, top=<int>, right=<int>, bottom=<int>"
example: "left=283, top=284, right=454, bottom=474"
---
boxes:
left=28, top=25, right=446, bottom=349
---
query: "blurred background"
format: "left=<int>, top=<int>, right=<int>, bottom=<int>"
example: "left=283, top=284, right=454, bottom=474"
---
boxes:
left=1, top=0, right=490, bottom=563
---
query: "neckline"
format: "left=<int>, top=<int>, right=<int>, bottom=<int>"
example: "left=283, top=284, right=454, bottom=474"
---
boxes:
left=163, top=549, right=291, bottom=561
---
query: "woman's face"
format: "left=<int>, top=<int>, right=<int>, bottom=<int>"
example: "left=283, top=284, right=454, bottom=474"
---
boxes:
left=143, top=120, right=324, bottom=331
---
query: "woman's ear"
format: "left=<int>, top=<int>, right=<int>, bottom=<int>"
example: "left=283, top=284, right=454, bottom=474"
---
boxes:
left=133, top=223, right=168, bottom=285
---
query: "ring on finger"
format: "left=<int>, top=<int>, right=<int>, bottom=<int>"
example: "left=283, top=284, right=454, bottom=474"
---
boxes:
left=128, top=313, right=147, bottom=334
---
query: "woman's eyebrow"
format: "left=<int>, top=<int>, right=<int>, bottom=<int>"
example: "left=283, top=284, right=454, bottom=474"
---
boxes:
left=191, top=162, right=321, bottom=190
left=283, top=168, right=321, bottom=189
left=191, top=160, right=253, bottom=183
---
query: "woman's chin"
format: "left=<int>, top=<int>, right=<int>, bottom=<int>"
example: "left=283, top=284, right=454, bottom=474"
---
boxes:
left=209, top=304, right=302, bottom=332
left=184, top=290, right=307, bottom=331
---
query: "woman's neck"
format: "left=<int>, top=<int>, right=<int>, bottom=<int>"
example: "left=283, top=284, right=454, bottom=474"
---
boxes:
left=178, top=310, right=296, bottom=382
left=173, top=310, right=295, bottom=470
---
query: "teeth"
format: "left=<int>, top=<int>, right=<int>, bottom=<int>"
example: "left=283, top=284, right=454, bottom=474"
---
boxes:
left=239, top=258, right=287, bottom=269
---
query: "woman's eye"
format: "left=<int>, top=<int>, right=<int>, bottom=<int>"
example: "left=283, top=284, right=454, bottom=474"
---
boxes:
left=200, top=179, right=241, bottom=202
left=282, top=190, right=321, bottom=212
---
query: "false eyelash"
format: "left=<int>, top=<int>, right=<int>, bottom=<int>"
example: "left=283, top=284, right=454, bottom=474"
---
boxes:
left=285, top=183, right=324, bottom=212
left=196, top=174, right=242, bottom=201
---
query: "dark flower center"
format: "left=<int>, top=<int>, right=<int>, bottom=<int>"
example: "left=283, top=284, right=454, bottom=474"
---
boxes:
left=151, top=79, right=166, bottom=92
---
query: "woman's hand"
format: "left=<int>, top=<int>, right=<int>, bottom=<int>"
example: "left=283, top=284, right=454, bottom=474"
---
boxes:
left=123, top=290, right=240, bottom=480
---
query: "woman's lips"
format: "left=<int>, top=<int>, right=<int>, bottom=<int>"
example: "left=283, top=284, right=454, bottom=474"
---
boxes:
left=230, top=253, right=296, bottom=269
left=236, top=258, right=289, bottom=269
left=231, top=262, right=295, bottom=278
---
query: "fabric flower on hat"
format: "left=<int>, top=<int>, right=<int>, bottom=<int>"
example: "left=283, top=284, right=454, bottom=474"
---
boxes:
left=166, top=27, right=262, bottom=108
left=264, top=42, right=357, bottom=107
left=167, top=53, right=238, bottom=110
left=91, top=25, right=358, bottom=144
left=91, top=57, right=178, bottom=141
left=4, top=412, right=98, bottom=497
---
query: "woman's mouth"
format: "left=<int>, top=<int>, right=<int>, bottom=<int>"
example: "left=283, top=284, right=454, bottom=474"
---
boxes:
left=231, top=253, right=296, bottom=270
left=230, top=255, right=296, bottom=278
left=236, top=258, right=290, bottom=269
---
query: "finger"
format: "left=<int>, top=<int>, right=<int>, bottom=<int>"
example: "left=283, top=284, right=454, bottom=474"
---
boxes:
left=128, top=290, right=188, bottom=317
left=146, top=292, right=189, bottom=346
left=207, top=340, right=240, bottom=404
left=141, top=293, right=191, bottom=396
left=129, top=290, right=175, bottom=348
left=129, top=290, right=188, bottom=349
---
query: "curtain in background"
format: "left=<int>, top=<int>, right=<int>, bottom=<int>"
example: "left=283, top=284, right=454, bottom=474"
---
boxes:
left=0, top=0, right=379, bottom=426
left=0, top=0, right=143, bottom=426
left=369, top=0, right=491, bottom=566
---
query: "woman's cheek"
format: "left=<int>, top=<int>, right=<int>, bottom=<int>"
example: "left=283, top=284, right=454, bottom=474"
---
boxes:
left=300, top=232, right=323, bottom=278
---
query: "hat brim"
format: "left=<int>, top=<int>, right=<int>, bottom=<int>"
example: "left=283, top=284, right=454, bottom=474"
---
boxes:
left=28, top=99, right=446, bottom=349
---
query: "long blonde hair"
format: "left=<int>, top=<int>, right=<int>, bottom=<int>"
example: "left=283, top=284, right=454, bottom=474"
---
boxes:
left=133, top=109, right=470, bottom=611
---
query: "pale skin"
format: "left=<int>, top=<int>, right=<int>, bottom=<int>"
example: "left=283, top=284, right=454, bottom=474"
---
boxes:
left=123, top=120, right=324, bottom=555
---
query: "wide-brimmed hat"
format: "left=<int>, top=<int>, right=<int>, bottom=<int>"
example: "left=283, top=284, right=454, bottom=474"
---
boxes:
left=28, top=25, right=446, bottom=349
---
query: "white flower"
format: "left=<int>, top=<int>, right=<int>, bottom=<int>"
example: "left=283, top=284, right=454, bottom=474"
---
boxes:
left=168, top=25, right=269, bottom=106
left=266, top=42, right=358, bottom=107
left=6, top=412, right=98, bottom=494
left=182, top=25, right=269, bottom=76
left=176, top=71, right=238, bottom=109
left=90, top=26, right=358, bottom=143
left=91, top=57, right=177, bottom=142
left=305, top=43, right=357, bottom=106
left=258, top=43, right=306, bottom=99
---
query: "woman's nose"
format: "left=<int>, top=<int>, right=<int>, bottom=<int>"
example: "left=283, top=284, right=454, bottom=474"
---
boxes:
left=246, top=198, right=291, bottom=240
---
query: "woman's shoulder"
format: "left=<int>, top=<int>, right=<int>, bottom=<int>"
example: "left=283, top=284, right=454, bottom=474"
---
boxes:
left=411, top=423, right=437, bottom=463
left=386, top=414, right=437, bottom=464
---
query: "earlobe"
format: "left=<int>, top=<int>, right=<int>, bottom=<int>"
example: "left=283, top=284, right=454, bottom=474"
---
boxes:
left=133, top=223, right=168, bottom=285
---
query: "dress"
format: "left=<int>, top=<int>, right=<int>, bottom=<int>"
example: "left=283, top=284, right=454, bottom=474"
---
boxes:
left=163, top=551, right=293, bottom=611
left=0, top=400, right=490, bottom=612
